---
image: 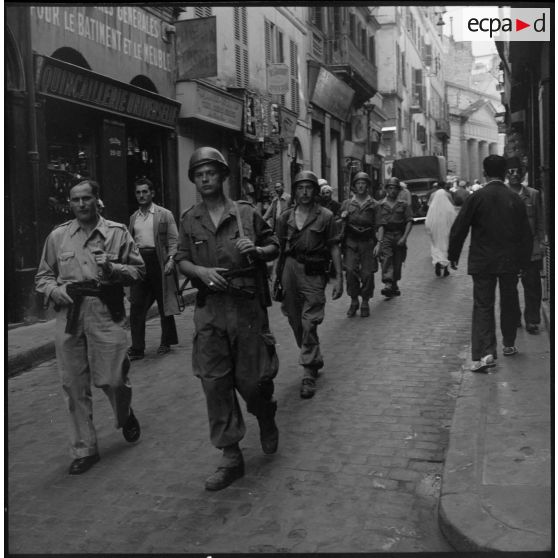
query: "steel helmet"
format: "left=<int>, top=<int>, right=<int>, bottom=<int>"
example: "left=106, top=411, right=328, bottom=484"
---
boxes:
left=188, top=147, right=230, bottom=182
left=386, top=176, right=401, bottom=189
left=293, top=170, right=319, bottom=192
left=352, top=171, right=371, bottom=186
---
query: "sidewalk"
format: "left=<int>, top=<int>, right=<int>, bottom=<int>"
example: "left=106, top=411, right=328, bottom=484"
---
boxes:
left=439, top=302, right=552, bottom=551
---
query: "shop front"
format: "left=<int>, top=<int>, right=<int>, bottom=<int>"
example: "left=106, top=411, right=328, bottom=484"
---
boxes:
left=36, top=55, right=179, bottom=229
left=6, top=5, right=179, bottom=323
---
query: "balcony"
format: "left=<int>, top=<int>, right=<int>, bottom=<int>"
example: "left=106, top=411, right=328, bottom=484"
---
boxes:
left=327, top=34, right=378, bottom=104
left=409, top=89, right=425, bottom=114
left=435, top=118, right=450, bottom=139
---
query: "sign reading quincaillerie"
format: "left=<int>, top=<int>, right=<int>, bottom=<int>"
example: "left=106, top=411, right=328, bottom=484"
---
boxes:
left=36, top=55, right=180, bottom=128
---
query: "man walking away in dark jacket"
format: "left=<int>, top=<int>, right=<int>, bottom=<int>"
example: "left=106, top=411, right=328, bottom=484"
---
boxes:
left=448, top=155, right=532, bottom=373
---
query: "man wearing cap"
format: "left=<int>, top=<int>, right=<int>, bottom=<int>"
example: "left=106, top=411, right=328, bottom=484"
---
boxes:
left=448, top=155, right=532, bottom=373
left=175, top=147, right=280, bottom=491
left=339, top=171, right=378, bottom=317
left=276, top=170, right=343, bottom=399
left=506, top=156, right=545, bottom=334
left=128, top=178, right=180, bottom=360
left=374, top=177, right=413, bottom=298
left=318, top=179, right=341, bottom=217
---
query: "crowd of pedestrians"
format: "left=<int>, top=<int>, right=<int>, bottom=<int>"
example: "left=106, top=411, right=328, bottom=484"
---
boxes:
left=33, top=148, right=545, bottom=489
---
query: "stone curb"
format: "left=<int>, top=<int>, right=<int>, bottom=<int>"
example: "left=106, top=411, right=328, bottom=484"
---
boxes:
left=7, top=290, right=198, bottom=378
left=438, top=316, right=551, bottom=552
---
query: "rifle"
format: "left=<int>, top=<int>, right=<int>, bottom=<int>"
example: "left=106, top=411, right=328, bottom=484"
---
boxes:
left=56, top=280, right=125, bottom=334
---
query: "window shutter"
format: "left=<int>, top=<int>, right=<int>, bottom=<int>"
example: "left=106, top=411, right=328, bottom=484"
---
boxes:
left=195, top=7, right=212, bottom=18
left=264, top=20, right=271, bottom=62
left=290, top=39, right=299, bottom=115
left=234, top=7, right=248, bottom=88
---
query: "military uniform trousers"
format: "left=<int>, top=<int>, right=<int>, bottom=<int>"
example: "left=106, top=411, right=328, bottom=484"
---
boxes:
left=380, top=230, right=407, bottom=284
left=192, top=293, right=279, bottom=450
left=520, top=259, right=543, bottom=325
left=130, top=249, right=178, bottom=352
left=54, top=296, right=132, bottom=459
left=344, top=237, right=377, bottom=299
left=280, top=256, right=327, bottom=375
left=472, top=273, right=520, bottom=360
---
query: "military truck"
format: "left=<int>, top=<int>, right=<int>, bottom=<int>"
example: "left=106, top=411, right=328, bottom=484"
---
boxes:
left=392, top=155, right=447, bottom=221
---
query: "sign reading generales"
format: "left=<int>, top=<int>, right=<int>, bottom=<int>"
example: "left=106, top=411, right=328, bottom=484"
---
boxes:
left=30, top=6, right=172, bottom=73
left=36, top=56, right=180, bottom=128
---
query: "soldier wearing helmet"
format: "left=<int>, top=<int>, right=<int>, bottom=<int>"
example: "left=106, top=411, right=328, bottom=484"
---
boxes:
left=175, top=147, right=280, bottom=491
left=339, top=171, right=378, bottom=317
left=275, top=170, right=343, bottom=399
left=373, top=175, right=413, bottom=298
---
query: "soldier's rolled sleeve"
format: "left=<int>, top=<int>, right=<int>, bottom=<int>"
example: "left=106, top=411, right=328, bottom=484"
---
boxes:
left=174, top=217, right=193, bottom=263
left=326, top=212, right=341, bottom=245
left=254, top=212, right=279, bottom=250
left=404, top=204, right=413, bottom=222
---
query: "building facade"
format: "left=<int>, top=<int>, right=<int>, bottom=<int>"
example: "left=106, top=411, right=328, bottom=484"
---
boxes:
left=442, top=38, right=504, bottom=183
left=375, top=6, right=449, bottom=185
left=175, top=6, right=309, bottom=211
left=6, top=5, right=181, bottom=323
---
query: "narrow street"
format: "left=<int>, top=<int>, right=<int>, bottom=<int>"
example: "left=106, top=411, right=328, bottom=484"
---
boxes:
left=8, top=224, right=473, bottom=553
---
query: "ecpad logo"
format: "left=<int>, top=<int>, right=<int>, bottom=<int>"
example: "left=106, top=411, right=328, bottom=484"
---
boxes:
left=461, top=7, right=550, bottom=42
left=467, top=13, right=546, bottom=38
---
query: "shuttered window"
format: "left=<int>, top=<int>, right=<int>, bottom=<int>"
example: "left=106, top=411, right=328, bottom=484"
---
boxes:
left=289, top=39, right=299, bottom=115
left=234, top=7, right=248, bottom=88
left=265, top=19, right=286, bottom=106
left=194, top=7, right=212, bottom=18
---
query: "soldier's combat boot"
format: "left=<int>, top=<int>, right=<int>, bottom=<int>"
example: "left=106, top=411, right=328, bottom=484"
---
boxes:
left=205, top=445, right=244, bottom=491
left=347, top=298, right=359, bottom=317
left=300, top=377, right=316, bottom=399
left=360, top=299, right=370, bottom=317
left=257, top=400, right=279, bottom=454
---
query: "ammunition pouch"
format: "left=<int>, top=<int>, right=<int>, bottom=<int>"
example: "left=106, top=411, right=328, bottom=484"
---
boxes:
left=63, top=280, right=125, bottom=335
left=346, top=224, right=375, bottom=240
left=291, top=252, right=330, bottom=276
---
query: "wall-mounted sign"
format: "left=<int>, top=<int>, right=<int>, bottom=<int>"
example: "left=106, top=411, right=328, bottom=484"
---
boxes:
left=279, top=106, right=297, bottom=144
left=267, top=63, right=289, bottom=95
left=176, top=81, right=243, bottom=131
left=30, top=6, right=174, bottom=96
left=311, top=67, right=355, bottom=122
left=36, top=55, right=180, bottom=128
left=175, top=17, right=217, bottom=80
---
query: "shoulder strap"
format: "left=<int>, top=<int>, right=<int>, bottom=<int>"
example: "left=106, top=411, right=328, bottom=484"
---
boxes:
left=233, top=201, right=246, bottom=239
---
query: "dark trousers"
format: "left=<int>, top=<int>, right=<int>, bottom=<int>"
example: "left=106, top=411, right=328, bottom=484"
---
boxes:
left=471, top=273, right=520, bottom=360
left=130, top=249, right=178, bottom=352
left=520, top=260, right=543, bottom=325
left=380, top=231, right=407, bottom=284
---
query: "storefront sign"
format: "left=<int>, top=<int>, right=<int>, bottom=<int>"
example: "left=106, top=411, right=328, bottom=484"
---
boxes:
left=176, top=81, right=243, bottom=131
left=244, top=92, right=265, bottom=141
left=311, top=67, right=355, bottom=122
left=30, top=6, right=174, bottom=96
left=267, top=63, right=289, bottom=95
left=279, top=107, right=297, bottom=144
left=175, top=17, right=217, bottom=80
left=36, top=55, right=180, bottom=128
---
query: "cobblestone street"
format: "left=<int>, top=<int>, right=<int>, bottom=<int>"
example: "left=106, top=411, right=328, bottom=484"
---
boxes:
left=8, top=225, right=473, bottom=553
